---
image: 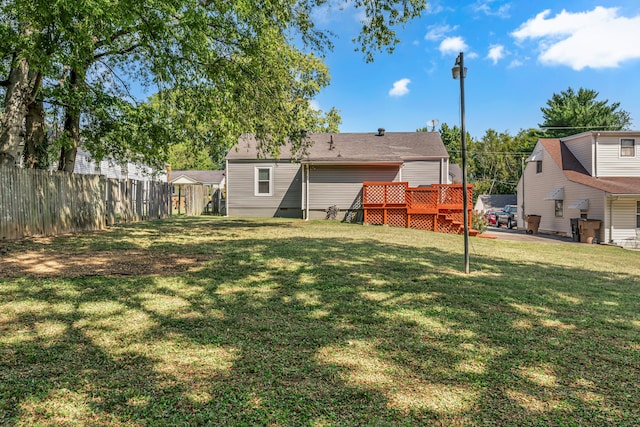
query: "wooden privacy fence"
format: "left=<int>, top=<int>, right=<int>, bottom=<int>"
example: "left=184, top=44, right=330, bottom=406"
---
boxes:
left=0, top=166, right=171, bottom=240
left=362, top=182, right=477, bottom=236
left=104, top=178, right=172, bottom=225
left=171, top=184, right=206, bottom=216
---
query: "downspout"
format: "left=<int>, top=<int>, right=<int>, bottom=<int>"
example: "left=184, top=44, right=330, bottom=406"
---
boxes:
left=305, top=164, right=310, bottom=220
left=225, top=159, right=229, bottom=216
left=521, top=156, right=525, bottom=229
left=444, top=158, right=449, bottom=184
left=609, top=195, right=616, bottom=243
left=594, top=132, right=599, bottom=178
left=301, top=163, right=305, bottom=219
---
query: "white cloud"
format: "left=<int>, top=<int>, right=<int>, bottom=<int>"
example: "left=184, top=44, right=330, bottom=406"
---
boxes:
left=508, top=59, right=524, bottom=69
left=425, top=24, right=458, bottom=41
left=472, top=0, right=511, bottom=18
left=354, top=7, right=368, bottom=24
left=425, top=1, right=454, bottom=15
left=310, top=1, right=363, bottom=25
left=389, top=78, right=411, bottom=97
left=487, top=44, right=505, bottom=64
left=439, top=36, right=469, bottom=55
left=309, top=100, right=321, bottom=111
left=512, top=6, right=640, bottom=70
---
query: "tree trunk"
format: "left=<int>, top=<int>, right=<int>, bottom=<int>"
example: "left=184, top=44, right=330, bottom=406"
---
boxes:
left=58, top=68, right=82, bottom=173
left=24, top=71, right=48, bottom=169
left=24, top=97, right=47, bottom=169
left=0, top=55, right=31, bottom=166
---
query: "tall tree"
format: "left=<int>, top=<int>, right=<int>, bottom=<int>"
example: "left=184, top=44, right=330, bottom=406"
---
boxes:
left=540, top=87, right=631, bottom=138
left=168, top=143, right=217, bottom=170
left=432, top=123, right=540, bottom=197
left=428, top=122, right=475, bottom=166
left=468, top=128, right=538, bottom=195
left=0, top=0, right=63, bottom=166
left=0, top=0, right=426, bottom=170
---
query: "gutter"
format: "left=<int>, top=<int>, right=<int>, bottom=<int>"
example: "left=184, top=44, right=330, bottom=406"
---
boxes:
left=301, top=160, right=403, bottom=166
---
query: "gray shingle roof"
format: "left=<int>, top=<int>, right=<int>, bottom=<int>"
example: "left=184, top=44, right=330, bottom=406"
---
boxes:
left=476, top=194, right=517, bottom=211
left=226, top=132, right=449, bottom=162
left=169, top=170, right=224, bottom=184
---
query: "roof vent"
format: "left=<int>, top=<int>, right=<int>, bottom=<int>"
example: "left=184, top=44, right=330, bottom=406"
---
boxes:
left=329, top=134, right=335, bottom=150
left=377, top=128, right=385, bottom=136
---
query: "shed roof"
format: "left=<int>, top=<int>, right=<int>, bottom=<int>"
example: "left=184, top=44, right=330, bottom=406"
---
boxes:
left=476, top=194, right=517, bottom=211
left=169, top=170, right=224, bottom=185
left=539, top=138, right=640, bottom=195
left=226, top=132, right=449, bottom=163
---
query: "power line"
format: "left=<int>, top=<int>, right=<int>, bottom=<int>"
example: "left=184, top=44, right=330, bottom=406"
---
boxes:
left=448, top=150, right=532, bottom=156
left=540, top=125, right=624, bottom=130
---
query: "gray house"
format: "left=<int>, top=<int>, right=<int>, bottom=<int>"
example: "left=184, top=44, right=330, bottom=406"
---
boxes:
left=225, top=130, right=450, bottom=219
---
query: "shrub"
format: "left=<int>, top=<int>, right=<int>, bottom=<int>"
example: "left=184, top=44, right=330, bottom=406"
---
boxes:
left=472, top=210, right=488, bottom=234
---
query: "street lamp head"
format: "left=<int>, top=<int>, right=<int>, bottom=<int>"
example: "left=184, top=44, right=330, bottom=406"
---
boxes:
left=452, top=52, right=467, bottom=80
left=451, top=65, right=467, bottom=80
left=451, top=65, right=460, bottom=79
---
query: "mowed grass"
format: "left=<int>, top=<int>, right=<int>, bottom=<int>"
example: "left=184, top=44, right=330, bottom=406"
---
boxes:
left=0, top=216, right=639, bottom=426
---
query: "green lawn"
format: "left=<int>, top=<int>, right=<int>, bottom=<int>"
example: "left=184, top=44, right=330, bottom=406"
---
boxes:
left=1, top=217, right=639, bottom=426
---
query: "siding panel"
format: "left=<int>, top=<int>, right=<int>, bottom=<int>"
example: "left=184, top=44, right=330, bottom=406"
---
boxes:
left=401, top=160, right=442, bottom=187
left=564, top=135, right=593, bottom=175
left=227, top=161, right=302, bottom=217
left=308, top=165, right=399, bottom=210
left=610, top=198, right=639, bottom=243
left=596, top=136, right=640, bottom=177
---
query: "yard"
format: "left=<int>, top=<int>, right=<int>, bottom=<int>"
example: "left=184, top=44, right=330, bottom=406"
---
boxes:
left=0, top=217, right=639, bottom=426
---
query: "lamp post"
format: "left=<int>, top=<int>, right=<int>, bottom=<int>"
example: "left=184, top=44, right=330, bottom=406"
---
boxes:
left=452, top=52, right=469, bottom=274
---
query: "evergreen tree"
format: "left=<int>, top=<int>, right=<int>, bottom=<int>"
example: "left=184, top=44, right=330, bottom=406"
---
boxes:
left=540, top=87, right=631, bottom=138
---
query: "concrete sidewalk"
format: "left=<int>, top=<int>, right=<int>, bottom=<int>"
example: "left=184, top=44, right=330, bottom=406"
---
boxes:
left=480, top=226, right=576, bottom=244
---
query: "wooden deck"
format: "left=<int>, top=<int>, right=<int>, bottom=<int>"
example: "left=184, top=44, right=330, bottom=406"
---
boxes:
left=362, top=182, right=477, bottom=236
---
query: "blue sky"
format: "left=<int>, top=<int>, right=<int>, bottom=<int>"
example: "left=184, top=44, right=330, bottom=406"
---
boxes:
left=309, top=1, right=640, bottom=138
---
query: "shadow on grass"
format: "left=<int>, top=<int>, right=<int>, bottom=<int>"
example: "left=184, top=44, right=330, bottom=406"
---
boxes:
left=1, top=217, right=639, bottom=425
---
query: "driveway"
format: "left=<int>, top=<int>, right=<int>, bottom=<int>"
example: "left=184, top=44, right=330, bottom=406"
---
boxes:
left=481, top=226, right=576, bottom=244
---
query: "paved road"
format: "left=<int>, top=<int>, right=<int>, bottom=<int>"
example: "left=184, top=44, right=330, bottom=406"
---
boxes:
left=481, top=226, right=577, bottom=244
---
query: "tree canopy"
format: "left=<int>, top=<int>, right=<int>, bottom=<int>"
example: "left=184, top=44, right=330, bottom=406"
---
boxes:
left=430, top=86, right=631, bottom=199
left=422, top=124, right=539, bottom=197
left=0, top=0, right=426, bottom=171
left=540, top=87, right=632, bottom=138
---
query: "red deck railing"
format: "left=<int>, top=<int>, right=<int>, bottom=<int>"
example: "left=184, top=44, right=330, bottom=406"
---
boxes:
left=362, top=182, right=475, bottom=235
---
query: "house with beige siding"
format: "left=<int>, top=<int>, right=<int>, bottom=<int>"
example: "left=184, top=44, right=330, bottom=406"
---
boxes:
left=517, top=131, right=640, bottom=247
left=225, top=130, right=450, bottom=220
